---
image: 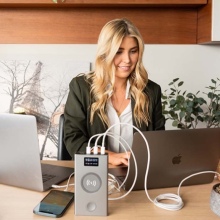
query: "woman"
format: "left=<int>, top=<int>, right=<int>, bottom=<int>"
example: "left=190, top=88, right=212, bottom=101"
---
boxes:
left=64, top=18, right=165, bottom=166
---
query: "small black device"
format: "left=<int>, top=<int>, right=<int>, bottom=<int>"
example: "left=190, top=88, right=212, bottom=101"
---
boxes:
left=33, top=190, right=74, bottom=218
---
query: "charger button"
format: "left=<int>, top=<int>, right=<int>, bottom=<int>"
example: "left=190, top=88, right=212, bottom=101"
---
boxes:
left=87, top=202, right=97, bottom=212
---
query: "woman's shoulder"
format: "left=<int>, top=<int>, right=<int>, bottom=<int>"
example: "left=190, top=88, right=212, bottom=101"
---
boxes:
left=145, top=79, right=163, bottom=103
left=70, top=73, right=95, bottom=91
left=68, top=73, right=92, bottom=97
left=146, top=79, right=162, bottom=91
left=70, top=73, right=90, bottom=86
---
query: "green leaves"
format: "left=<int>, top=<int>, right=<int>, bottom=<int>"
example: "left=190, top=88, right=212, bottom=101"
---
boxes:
left=162, top=77, right=220, bottom=129
left=178, top=81, right=184, bottom=87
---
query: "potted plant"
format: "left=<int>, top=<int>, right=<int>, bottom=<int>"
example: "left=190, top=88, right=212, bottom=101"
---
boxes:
left=162, top=78, right=220, bottom=129
left=162, top=78, right=220, bottom=180
left=210, top=183, right=220, bottom=217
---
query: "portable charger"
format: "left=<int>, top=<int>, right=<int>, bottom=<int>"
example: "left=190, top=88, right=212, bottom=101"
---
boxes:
left=74, top=153, right=108, bottom=216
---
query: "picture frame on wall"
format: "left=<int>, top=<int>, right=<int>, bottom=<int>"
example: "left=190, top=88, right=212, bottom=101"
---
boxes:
left=0, top=60, right=91, bottom=160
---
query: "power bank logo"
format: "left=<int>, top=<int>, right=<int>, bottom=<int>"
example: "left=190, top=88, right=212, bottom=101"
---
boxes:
left=82, top=173, right=102, bottom=193
left=87, top=180, right=97, bottom=187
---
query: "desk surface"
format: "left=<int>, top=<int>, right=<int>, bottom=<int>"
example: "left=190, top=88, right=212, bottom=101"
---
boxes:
left=0, top=160, right=219, bottom=220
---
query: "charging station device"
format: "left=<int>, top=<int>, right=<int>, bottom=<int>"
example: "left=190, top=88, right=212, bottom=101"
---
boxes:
left=74, top=153, right=108, bottom=216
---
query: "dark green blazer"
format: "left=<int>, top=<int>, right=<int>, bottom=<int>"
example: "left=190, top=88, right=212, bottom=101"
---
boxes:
left=64, top=74, right=165, bottom=158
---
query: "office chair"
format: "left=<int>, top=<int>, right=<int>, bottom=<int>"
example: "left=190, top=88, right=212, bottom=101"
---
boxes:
left=57, top=114, right=72, bottom=160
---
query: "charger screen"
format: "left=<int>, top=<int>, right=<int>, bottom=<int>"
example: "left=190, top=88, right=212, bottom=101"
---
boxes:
left=84, top=157, right=99, bottom=166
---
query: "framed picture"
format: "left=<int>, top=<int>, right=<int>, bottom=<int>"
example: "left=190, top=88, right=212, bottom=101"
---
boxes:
left=0, top=60, right=91, bottom=159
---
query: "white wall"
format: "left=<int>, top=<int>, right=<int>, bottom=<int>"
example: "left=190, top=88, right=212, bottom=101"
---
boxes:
left=144, top=45, right=220, bottom=94
left=1, top=44, right=220, bottom=129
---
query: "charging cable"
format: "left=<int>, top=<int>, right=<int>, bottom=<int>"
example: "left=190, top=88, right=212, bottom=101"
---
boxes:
left=151, top=171, right=220, bottom=211
left=108, top=173, right=121, bottom=195
left=88, top=131, right=138, bottom=199
left=53, top=131, right=135, bottom=194
left=60, top=122, right=220, bottom=210
left=52, top=172, right=75, bottom=191
left=86, top=133, right=105, bottom=155
left=98, top=122, right=220, bottom=210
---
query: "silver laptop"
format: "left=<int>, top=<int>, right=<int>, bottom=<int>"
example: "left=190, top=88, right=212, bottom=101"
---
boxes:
left=109, top=128, right=220, bottom=190
left=0, top=113, right=74, bottom=191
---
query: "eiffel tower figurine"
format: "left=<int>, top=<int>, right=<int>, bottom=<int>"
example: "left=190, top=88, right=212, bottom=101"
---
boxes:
left=16, top=61, right=49, bottom=134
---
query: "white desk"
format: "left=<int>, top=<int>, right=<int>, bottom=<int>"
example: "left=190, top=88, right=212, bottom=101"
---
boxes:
left=0, top=161, right=219, bottom=220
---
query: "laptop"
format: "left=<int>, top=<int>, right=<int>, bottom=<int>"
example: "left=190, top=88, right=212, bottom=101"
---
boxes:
left=109, top=128, right=220, bottom=190
left=0, top=113, right=74, bottom=191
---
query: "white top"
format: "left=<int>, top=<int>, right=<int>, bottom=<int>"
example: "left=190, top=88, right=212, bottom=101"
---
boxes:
left=106, top=81, right=133, bottom=153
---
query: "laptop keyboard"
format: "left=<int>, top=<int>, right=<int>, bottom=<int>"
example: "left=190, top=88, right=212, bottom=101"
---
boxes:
left=42, top=173, right=56, bottom=183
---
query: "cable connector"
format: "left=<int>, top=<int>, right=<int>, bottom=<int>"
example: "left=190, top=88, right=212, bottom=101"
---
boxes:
left=86, top=146, right=91, bottom=154
left=101, top=146, right=105, bottom=155
left=93, top=145, right=98, bottom=154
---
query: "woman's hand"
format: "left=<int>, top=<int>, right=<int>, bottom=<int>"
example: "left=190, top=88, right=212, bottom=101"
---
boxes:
left=107, top=151, right=131, bottom=166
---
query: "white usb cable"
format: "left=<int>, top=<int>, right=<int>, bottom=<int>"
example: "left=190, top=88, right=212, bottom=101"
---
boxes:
left=90, top=131, right=138, bottom=199
left=100, top=122, right=220, bottom=210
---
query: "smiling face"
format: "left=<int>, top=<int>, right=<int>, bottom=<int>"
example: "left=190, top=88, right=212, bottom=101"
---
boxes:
left=113, top=36, right=139, bottom=80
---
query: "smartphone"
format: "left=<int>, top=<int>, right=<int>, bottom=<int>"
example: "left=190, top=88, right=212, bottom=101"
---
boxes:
left=33, top=190, right=74, bottom=218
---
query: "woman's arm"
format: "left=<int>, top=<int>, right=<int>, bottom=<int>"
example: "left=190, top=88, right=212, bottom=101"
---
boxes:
left=146, top=80, right=165, bottom=131
left=64, top=76, right=91, bottom=158
left=152, top=84, right=165, bottom=130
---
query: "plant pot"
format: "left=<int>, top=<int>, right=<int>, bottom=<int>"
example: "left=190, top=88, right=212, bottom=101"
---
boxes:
left=210, top=183, right=220, bottom=217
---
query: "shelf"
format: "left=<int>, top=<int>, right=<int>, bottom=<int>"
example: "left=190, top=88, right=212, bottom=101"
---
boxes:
left=0, top=0, right=207, bottom=8
left=198, top=0, right=220, bottom=44
left=1, top=0, right=216, bottom=44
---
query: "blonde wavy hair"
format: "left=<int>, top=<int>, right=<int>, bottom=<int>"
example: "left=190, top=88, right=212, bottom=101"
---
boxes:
left=87, top=18, right=149, bottom=127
